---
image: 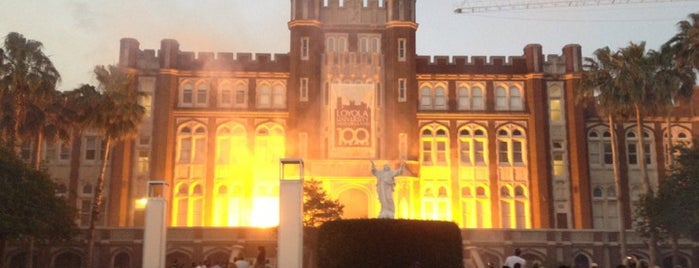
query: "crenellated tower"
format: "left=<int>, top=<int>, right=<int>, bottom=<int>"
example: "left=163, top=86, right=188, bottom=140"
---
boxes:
left=288, top=0, right=418, bottom=163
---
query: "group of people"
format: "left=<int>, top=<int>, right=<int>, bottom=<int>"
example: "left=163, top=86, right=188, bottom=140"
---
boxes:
left=169, top=246, right=269, bottom=268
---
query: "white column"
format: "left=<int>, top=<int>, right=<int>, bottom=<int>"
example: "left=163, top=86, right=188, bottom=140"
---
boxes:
left=142, top=181, right=168, bottom=268
left=278, top=158, right=304, bottom=268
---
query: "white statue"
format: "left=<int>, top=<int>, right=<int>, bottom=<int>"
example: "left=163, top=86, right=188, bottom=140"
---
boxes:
left=370, top=160, right=405, bottom=219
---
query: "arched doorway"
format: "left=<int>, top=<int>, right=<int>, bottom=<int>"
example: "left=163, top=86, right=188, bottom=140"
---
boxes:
left=338, top=188, right=368, bottom=219
left=662, top=255, right=689, bottom=268
left=113, top=252, right=131, bottom=268
left=166, top=251, right=191, bottom=268
left=53, top=251, right=82, bottom=268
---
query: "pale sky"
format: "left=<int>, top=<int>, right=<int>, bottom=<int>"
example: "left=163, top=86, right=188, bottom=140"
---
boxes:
left=0, top=0, right=697, bottom=91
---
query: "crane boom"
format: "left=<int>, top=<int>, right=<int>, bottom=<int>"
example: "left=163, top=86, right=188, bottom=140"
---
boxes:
left=454, top=0, right=695, bottom=13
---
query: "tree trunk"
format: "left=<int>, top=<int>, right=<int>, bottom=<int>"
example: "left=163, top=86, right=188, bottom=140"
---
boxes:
left=666, top=115, right=673, bottom=165
left=671, top=234, right=680, bottom=268
left=68, top=132, right=82, bottom=206
left=609, top=114, right=627, bottom=260
left=635, top=104, right=652, bottom=196
left=25, top=239, right=33, bottom=268
left=635, top=104, right=656, bottom=266
left=0, top=238, right=6, bottom=268
left=85, top=138, right=112, bottom=268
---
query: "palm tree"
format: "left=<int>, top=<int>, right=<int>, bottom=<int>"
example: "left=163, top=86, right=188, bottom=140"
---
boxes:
left=615, top=42, right=654, bottom=197
left=649, top=45, right=695, bottom=165
left=83, top=65, right=144, bottom=267
left=668, top=13, right=699, bottom=71
left=579, top=47, right=633, bottom=261
left=0, top=32, right=60, bottom=149
left=0, top=32, right=61, bottom=268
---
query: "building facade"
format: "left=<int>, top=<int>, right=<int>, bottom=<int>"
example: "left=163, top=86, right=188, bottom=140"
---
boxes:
left=45, top=0, right=699, bottom=231
left=21, top=0, right=699, bottom=267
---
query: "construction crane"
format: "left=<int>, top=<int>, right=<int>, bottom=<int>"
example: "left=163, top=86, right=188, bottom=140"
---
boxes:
left=453, top=0, right=696, bottom=14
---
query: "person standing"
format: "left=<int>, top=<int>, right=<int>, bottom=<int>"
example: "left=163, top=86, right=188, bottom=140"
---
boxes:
left=503, top=248, right=526, bottom=268
left=253, top=246, right=266, bottom=268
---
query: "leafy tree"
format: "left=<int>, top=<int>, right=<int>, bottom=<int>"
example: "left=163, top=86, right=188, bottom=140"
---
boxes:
left=82, top=65, right=144, bottom=267
left=636, top=141, right=699, bottom=267
left=0, top=145, right=77, bottom=268
left=0, top=32, right=65, bottom=268
left=303, top=179, right=344, bottom=227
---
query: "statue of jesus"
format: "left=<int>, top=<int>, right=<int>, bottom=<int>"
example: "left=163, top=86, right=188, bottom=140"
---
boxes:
left=370, top=160, right=405, bottom=219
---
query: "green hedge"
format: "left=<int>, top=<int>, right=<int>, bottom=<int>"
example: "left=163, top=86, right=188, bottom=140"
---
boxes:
left=317, top=219, right=464, bottom=268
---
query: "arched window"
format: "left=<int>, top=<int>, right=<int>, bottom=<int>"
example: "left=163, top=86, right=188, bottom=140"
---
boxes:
left=180, top=81, right=194, bottom=106
left=587, top=127, right=613, bottom=165
left=174, top=121, right=207, bottom=227
left=494, top=82, right=524, bottom=111
left=255, top=123, right=286, bottom=166
left=497, top=126, right=526, bottom=166
left=626, top=128, right=654, bottom=166
left=257, top=83, right=271, bottom=108
left=420, top=125, right=449, bottom=166
left=418, top=82, right=448, bottom=110
left=501, top=184, right=529, bottom=228
left=218, top=80, right=245, bottom=108
left=178, top=123, right=207, bottom=164
left=457, top=82, right=486, bottom=111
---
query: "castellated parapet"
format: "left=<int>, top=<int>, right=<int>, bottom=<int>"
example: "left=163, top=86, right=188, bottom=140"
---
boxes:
left=119, top=38, right=290, bottom=73
left=416, top=43, right=582, bottom=75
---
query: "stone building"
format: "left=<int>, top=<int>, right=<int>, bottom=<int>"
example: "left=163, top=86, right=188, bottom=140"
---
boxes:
left=9, top=0, right=699, bottom=267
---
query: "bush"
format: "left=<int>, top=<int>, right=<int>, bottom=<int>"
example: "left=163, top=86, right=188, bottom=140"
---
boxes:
left=317, top=219, right=464, bottom=268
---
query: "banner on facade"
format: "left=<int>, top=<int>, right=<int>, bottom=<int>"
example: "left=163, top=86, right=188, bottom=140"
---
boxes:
left=329, top=83, right=375, bottom=158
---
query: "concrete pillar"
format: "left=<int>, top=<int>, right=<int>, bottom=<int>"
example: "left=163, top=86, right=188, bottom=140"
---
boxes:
left=278, top=158, right=304, bottom=268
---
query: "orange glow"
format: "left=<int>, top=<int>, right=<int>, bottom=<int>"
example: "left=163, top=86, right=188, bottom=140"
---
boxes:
left=135, top=198, right=148, bottom=209
left=250, top=197, right=280, bottom=227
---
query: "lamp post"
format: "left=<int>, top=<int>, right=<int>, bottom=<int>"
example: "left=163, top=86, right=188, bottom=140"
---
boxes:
left=142, top=181, right=168, bottom=268
left=278, top=158, right=304, bottom=268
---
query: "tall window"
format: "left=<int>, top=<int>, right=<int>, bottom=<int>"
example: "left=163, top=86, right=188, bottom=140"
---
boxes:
left=195, top=82, right=209, bottom=107
left=177, top=123, right=207, bottom=164
left=139, top=94, right=152, bottom=118
left=174, top=182, right=204, bottom=226
left=497, top=127, right=526, bottom=166
left=626, top=129, right=653, bottom=166
left=398, top=38, right=406, bottom=61
left=174, top=121, right=207, bottom=227
left=494, top=83, right=524, bottom=111
left=461, top=185, right=491, bottom=228
left=300, top=77, right=309, bottom=102
left=420, top=125, right=449, bottom=166
left=301, top=37, right=309, bottom=60
left=549, top=86, right=563, bottom=122
left=216, top=123, right=248, bottom=166
left=179, top=80, right=209, bottom=107
left=552, top=141, right=565, bottom=177
left=591, top=184, right=618, bottom=228
left=423, top=184, right=451, bottom=221
left=84, top=136, right=104, bottom=161
left=398, top=78, right=407, bottom=102
left=663, top=127, right=692, bottom=166
left=219, top=81, right=233, bottom=108
left=500, top=185, right=529, bottom=228
left=256, top=80, right=287, bottom=109
left=255, top=123, right=286, bottom=167
left=587, top=127, right=613, bottom=166
left=419, top=82, right=448, bottom=110
left=457, top=82, right=485, bottom=111
left=459, top=126, right=487, bottom=166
